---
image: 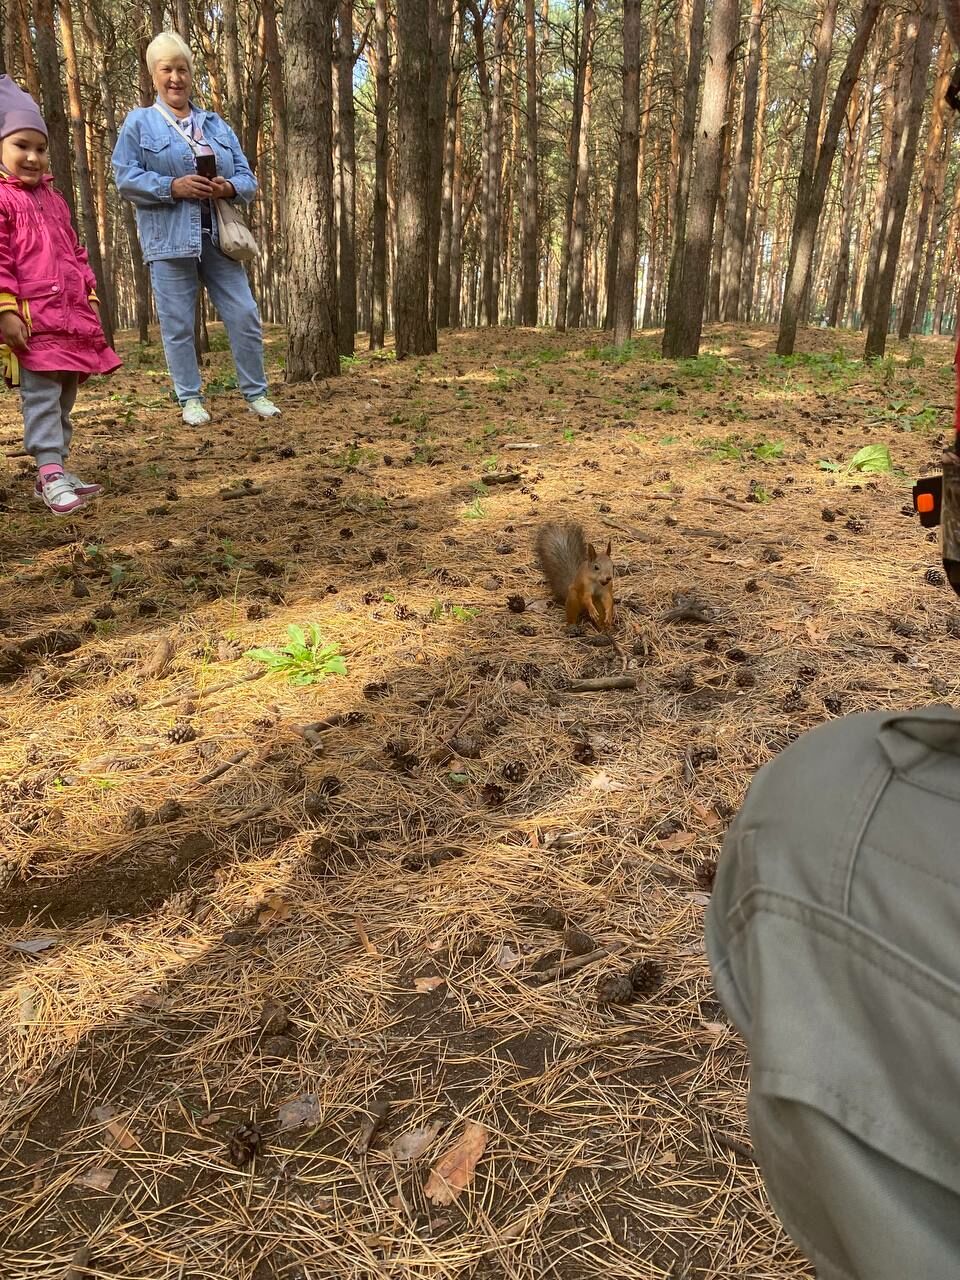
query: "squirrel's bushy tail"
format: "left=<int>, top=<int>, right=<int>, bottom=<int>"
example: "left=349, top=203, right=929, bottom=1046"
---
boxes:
left=535, top=521, right=588, bottom=603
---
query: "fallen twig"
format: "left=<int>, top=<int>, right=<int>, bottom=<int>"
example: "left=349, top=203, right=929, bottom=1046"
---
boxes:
left=565, top=676, right=637, bottom=693
left=431, top=695, right=479, bottom=763
left=150, top=669, right=265, bottom=709
left=221, top=485, right=264, bottom=500
left=194, top=749, right=250, bottom=787
left=646, top=493, right=753, bottom=513
left=532, top=940, right=626, bottom=984
left=713, top=1131, right=756, bottom=1163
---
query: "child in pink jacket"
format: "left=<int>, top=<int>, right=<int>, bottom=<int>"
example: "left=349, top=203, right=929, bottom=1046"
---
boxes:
left=0, top=76, right=120, bottom=515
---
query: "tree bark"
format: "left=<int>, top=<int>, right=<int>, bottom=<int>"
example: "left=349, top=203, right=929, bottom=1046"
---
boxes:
left=555, top=0, right=593, bottom=331
left=428, top=0, right=454, bottom=329
left=827, top=84, right=866, bottom=329
left=776, top=0, right=882, bottom=355
left=31, top=0, right=77, bottom=223
left=741, top=16, right=768, bottom=322
left=337, top=0, right=357, bottom=354
left=661, top=0, right=706, bottom=356
left=482, top=0, right=507, bottom=324
left=174, top=0, right=190, bottom=39
left=262, top=0, right=288, bottom=207
left=437, top=10, right=461, bottom=329
left=865, top=0, right=938, bottom=359
left=914, top=121, right=951, bottom=330
left=58, top=0, right=115, bottom=346
left=933, top=164, right=960, bottom=333
left=284, top=0, right=340, bottom=380
left=449, top=97, right=465, bottom=326
left=370, top=0, right=389, bottom=349
left=520, top=0, right=539, bottom=325
left=222, top=0, right=243, bottom=133
left=612, top=0, right=641, bottom=346
left=860, top=12, right=900, bottom=328
left=14, top=0, right=41, bottom=100
left=394, top=0, right=436, bottom=355
left=708, top=65, right=737, bottom=323
left=566, top=7, right=594, bottom=329
left=721, top=0, right=762, bottom=322
left=898, top=29, right=951, bottom=338
left=662, top=0, right=739, bottom=358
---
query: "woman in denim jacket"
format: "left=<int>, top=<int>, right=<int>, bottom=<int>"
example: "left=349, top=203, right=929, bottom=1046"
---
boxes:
left=112, top=32, right=280, bottom=426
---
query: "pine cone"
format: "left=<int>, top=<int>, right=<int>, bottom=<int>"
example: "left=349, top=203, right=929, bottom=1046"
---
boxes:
left=694, top=859, right=718, bottom=891
left=482, top=781, right=506, bottom=807
left=926, top=567, right=946, bottom=587
left=507, top=594, right=526, bottom=614
left=394, top=603, right=414, bottom=620
left=226, top=1121, right=264, bottom=1168
left=341, top=710, right=367, bottom=725
left=596, top=973, right=636, bottom=1007
left=796, top=665, right=818, bottom=685
left=502, top=761, right=528, bottom=784
left=562, top=927, right=596, bottom=956
left=156, top=798, right=185, bottom=824
left=735, top=668, right=756, bottom=689
left=823, top=693, right=843, bottom=715
left=821, top=507, right=836, bottom=523
left=629, top=958, right=664, bottom=998
left=166, top=721, right=197, bottom=745
left=845, top=516, right=866, bottom=534
left=536, top=905, right=567, bottom=930
left=363, top=680, right=390, bottom=699
left=783, top=688, right=806, bottom=713
left=123, top=804, right=148, bottom=832
left=572, top=741, right=596, bottom=765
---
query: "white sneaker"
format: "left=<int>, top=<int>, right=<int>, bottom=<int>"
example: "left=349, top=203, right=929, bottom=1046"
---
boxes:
left=37, top=472, right=89, bottom=515
left=182, top=398, right=211, bottom=426
left=248, top=395, right=281, bottom=418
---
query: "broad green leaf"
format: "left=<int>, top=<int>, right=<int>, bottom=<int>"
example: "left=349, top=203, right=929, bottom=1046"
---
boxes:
left=848, top=444, right=892, bottom=474
left=287, top=624, right=307, bottom=649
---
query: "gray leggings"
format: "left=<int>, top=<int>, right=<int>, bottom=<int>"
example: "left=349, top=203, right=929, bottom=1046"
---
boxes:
left=20, top=368, right=80, bottom=466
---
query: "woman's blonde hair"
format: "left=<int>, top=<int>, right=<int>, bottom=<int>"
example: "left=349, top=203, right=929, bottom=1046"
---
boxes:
left=145, top=31, right=193, bottom=76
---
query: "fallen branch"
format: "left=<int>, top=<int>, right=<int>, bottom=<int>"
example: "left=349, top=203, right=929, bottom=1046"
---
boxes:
left=565, top=676, right=637, bottom=693
left=600, top=518, right=654, bottom=543
left=149, top=668, right=265, bottom=709
left=713, top=1131, right=756, bottom=1163
left=430, top=695, right=479, bottom=763
left=532, top=940, right=626, bottom=984
left=646, top=493, right=753, bottom=514
left=194, top=749, right=250, bottom=787
left=502, top=442, right=543, bottom=450
left=479, top=472, right=521, bottom=486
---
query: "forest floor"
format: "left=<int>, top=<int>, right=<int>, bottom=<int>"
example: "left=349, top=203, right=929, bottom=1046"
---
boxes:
left=0, top=320, right=956, bottom=1280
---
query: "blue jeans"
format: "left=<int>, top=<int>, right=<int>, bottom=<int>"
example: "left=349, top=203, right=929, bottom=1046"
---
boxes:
left=150, top=238, right=268, bottom=404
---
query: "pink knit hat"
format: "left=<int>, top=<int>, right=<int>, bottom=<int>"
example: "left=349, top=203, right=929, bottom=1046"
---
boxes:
left=0, top=75, right=47, bottom=141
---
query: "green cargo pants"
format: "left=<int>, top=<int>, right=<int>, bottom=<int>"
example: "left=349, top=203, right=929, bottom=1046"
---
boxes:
left=706, top=706, right=960, bottom=1280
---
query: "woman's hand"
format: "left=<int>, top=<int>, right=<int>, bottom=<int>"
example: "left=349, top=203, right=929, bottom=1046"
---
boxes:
left=210, top=178, right=236, bottom=199
left=171, top=174, right=214, bottom=200
left=0, top=311, right=28, bottom=352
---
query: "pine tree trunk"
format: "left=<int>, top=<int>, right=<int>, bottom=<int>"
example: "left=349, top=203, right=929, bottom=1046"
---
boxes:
left=437, top=14, right=461, bottom=329
left=520, top=0, right=539, bottom=325
left=449, top=101, right=465, bottom=326
left=721, top=0, right=762, bottom=322
left=865, top=0, right=938, bottom=359
left=741, top=19, right=768, bottom=321
left=175, top=0, right=190, bottom=39
left=933, top=169, right=960, bottom=333
left=395, top=0, right=436, bottom=355
left=613, top=0, right=641, bottom=346
left=556, top=0, right=594, bottom=331
left=602, top=166, right=620, bottom=330
left=428, top=0, right=454, bottom=329
left=57, top=0, right=113, bottom=346
left=284, top=0, right=340, bottom=380
left=914, top=124, right=951, bottom=331
left=663, top=0, right=738, bottom=358
left=642, top=144, right=664, bottom=327
left=482, top=0, right=507, bottom=324
left=827, top=87, right=863, bottom=329
left=263, top=0, right=288, bottom=206
left=566, top=13, right=594, bottom=329
left=370, top=0, right=389, bottom=349
left=32, top=0, right=77, bottom=223
left=661, top=0, right=706, bottom=356
left=635, top=0, right=661, bottom=315
left=222, top=0, right=243, bottom=134
left=708, top=67, right=737, bottom=323
left=14, top=0, right=41, bottom=100
left=776, top=0, right=881, bottom=355
left=338, top=0, right=357, bottom=354
left=860, top=14, right=901, bottom=328
left=897, top=30, right=951, bottom=339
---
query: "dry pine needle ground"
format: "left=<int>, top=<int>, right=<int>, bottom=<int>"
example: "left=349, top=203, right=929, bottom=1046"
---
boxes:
left=0, top=321, right=955, bottom=1279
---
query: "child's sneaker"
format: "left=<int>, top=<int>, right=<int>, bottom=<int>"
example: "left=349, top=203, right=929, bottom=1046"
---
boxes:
left=34, top=471, right=103, bottom=501
left=37, top=471, right=89, bottom=515
left=182, top=397, right=211, bottom=426
left=248, top=395, right=281, bottom=418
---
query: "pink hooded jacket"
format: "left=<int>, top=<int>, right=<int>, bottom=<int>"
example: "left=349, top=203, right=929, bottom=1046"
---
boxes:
left=0, top=171, right=120, bottom=385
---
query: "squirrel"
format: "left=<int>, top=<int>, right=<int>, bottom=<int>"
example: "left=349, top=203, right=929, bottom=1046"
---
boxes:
left=535, top=521, right=615, bottom=632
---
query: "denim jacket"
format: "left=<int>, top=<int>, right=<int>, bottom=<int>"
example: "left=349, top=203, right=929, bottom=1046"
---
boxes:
left=112, top=101, right=257, bottom=263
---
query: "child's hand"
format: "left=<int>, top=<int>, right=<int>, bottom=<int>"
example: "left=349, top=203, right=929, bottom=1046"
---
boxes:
left=0, top=311, right=28, bottom=352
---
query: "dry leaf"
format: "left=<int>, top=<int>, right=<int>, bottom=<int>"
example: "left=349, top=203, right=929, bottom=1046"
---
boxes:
left=390, top=1121, right=443, bottom=1162
left=414, top=976, right=446, bottom=994
left=685, top=891, right=712, bottom=907
left=5, top=937, right=57, bottom=956
left=277, top=1092, right=320, bottom=1132
left=658, top=1150, right=678, bottom=1166
left=423, top=1122, right=488, bottom=1205
left=660, top=830, right=696, bottom=852
left=701, top=1021, right=729, bottom=1040
left=803, top=618, right=830, bottom=644
left=92, top=1105, right=138, bottom=1151
left=589, top=770, right=627, bottom=792
left=73, top=1166, right=117, bottom=1192
left=198, top=1112, right=222, bottom=1127
left=257, top=893, right=293, bottom=926
left=494, top=943, right=520, bottom=970
left=691, top=802, right=721, bottom=829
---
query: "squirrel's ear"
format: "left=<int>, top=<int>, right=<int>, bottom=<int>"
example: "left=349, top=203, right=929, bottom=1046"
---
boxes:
left=586, top=542, right=597, bottom=559
left=605, top=540, right=612, bottom=556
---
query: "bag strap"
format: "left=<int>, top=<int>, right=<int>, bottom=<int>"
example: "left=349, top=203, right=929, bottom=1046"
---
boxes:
left=152, top=102, right=205, bottom=156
